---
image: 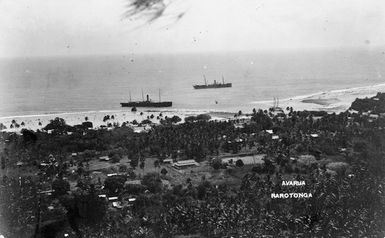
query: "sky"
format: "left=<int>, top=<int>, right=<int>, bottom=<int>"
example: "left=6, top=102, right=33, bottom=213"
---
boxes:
left=0, top=0, right=384, bottom=57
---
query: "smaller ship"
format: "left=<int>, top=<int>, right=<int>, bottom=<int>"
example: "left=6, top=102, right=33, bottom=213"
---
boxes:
left=193, top=75, right=232, bottom=89
left=121, top=90, right=172, bottom=108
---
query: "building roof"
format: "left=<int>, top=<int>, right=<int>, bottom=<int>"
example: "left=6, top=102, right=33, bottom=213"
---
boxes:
left=112, top=201, right=123, bottom=208
left=173, top=160, right=199, bottom=167
left=99, top=156, right=110, bottom=161
left=175, top=159, right=198, bottom=165
left=124, top=180, right=141, bottom=185
left=221, top=154, right=265, bottom=165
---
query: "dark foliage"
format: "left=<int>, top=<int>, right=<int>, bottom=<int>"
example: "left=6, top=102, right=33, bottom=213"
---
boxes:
left=160, top=168, right=168, bottom=176
left=251, top=110, right=273, bottom=130
left=350, top=92, right=385, bottom=113
left=104, top=176, right=127, bottom=195
left=235, top=159, right=244, bottom=167
left=21, top=129, right=38, bottom=144
left=52, top=178, right=70, bottom=198
left=82, top=121, right=93, bottom=129
left=43, top=117, right=72, bottom=134
left=142, top=173, right=162, bottom=193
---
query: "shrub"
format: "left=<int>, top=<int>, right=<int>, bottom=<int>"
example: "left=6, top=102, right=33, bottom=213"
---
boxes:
left=119, top=164, right=128, bottom=172
left=52, top=178, right=70, bottom=198
left=252, top=164, right=264, bottom=173
left=171, top=115, right=181, bottom=123
left=353, top=141, right=368, bottom=153
left=185, top=116, right=196, bottom=123
left=124, top=183, right=146, bottom=194
left=142, top=172, right=162, bottom=193
left=161, top=168, right=168, bottom=176
left=82, top=121, right=93, bottom=128
left=21, top=129, right=38, bottom=143
left=44, top=117, right=72, bottom=134
left=211, top=159, right=222, bottom=170
left=236, top=159, right=244, bottom=167
left=104, top=176, right=126, bottom=195
left=141, top=119, right=152, bottom=125
left=285, top=164, right=293, bottom=174
left=196, top=114, right=211, bottom=121
left=111, top=154, right=121, bottom=163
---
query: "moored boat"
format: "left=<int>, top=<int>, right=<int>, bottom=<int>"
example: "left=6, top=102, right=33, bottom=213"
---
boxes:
left=193, top=75, right=232, bottom=89
left=121, top=90, right=172, bottom=108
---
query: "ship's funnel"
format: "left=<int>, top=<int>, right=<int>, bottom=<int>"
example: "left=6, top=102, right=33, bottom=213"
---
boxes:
left=146, top=95, right=149, bottom=101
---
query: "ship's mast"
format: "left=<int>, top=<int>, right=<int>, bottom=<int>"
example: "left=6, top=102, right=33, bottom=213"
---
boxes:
left=129, top=91, right=132, bottom=102
left=222, top=75, right=225, bottom=84
left=203, top=75, right=207, bottom=85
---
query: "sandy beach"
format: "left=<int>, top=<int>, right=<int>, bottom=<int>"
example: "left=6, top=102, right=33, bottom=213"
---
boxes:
left=0, top=109, right=205, bottom=133
left=251, top=83, right=385, bottom=112
left=1, top=83, right=385, bottom=133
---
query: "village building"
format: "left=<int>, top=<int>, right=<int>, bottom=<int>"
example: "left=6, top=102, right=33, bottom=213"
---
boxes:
left=220, top=154, right=266, bottom=165
left=99, top=156, right=110, bottom=161
left=310, top=133, right=319, bottom=138
left=163, top=158, right=173, bottom=164
left=107, top=173, right=118, bottom=177
left=124, top=180, right=141, bottom=186
left=173, top=159, right=199, bottom=169
left=272, top=135, right=279, bottom=140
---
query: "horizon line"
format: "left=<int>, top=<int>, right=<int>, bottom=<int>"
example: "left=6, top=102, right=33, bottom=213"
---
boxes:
left=1, top=45, right=384, bottom=60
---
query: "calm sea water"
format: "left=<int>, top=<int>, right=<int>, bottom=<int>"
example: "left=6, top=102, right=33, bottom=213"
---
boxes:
left=0, top=48, right=384, bottom=117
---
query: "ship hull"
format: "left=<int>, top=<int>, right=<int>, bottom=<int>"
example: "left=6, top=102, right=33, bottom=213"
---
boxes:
left=193, top=83, right=232, bottom=89
left=120, top=101, right=172, bottom=107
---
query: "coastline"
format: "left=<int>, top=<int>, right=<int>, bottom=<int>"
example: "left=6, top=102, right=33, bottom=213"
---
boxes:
left=1, top=83, right=384, bottom=132
left=250, top=82, right=385, bottom=112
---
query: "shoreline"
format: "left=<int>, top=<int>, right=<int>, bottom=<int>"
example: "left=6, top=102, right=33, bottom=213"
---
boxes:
left=1, top=83, right=384, bottom=132
left=250, top=82, right=385, bottom=112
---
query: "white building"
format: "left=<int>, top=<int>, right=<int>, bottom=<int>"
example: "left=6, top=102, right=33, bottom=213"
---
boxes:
left=173, top=160, right=199, bottom=169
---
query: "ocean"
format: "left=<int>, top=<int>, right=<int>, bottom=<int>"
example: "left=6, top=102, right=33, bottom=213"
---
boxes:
left=0, top=48, right=384, bottom=117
